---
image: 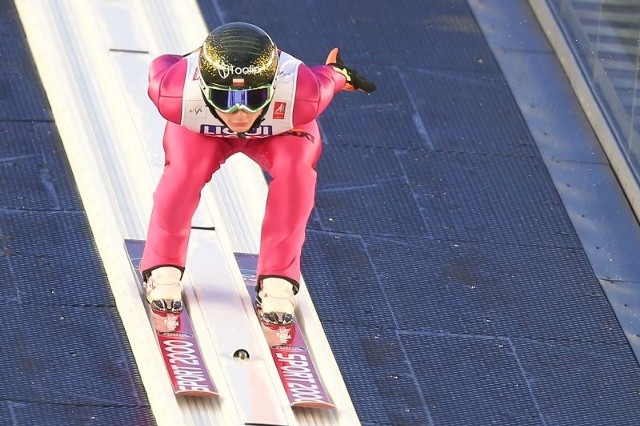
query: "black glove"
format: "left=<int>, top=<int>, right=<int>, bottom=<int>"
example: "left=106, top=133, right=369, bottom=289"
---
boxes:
left=325, top=48, right=376, bottom=93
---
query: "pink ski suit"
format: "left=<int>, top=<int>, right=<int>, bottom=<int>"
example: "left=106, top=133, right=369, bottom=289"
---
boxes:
left=140, top=50, right=347, bottom=290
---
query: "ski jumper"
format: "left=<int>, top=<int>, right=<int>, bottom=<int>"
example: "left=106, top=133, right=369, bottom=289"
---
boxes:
left=141, top=50, right=347, bottom=288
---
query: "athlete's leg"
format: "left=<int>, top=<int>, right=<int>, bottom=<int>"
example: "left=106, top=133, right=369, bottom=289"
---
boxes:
left=141, top=122, right=231, bottom=276
left=248, top=121, right=323, bottom=289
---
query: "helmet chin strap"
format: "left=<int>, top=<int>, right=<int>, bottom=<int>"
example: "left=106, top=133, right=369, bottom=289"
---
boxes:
left=201, top=91, right=269, bottom=137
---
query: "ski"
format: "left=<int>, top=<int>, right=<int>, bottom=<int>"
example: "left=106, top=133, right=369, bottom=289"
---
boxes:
left=234, top=253, right=334, bottom=409
left=124, top=239, right=218, bottom=397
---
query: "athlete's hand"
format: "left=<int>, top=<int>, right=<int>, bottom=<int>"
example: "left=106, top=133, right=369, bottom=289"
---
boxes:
left=325, top=48, right=376, bottom=93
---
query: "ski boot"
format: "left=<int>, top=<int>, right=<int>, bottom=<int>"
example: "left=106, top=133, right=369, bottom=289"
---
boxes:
left=257, top=277, right=297, bottom=325
left=146, top=266, right=183, bottom=312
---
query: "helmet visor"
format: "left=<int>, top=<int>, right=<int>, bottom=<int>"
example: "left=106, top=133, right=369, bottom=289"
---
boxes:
left=200, top=78, right=273, bottom=113
left=210, top=86, right=272, bottom=113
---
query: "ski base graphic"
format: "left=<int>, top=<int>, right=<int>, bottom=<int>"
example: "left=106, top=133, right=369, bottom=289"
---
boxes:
left=125, top=239, right=218, bottom=397
left=235, top=253, right=334, bottom=409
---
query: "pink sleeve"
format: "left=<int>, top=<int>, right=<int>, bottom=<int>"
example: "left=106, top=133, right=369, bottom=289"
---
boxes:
left=292, top=64, right=347, bottom=126
left=147, top=54, right=188, bottom=124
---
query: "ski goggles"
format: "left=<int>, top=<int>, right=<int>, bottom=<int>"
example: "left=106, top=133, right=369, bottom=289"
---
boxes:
left=199, top=78, right=274, bottom=113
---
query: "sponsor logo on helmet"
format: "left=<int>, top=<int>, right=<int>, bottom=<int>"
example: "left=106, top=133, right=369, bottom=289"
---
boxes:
left=218, top=64, right=264, bottom=80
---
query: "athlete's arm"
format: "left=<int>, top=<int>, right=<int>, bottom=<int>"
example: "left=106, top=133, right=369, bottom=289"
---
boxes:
left=293, top=49, right=376, bottom=125
left=292, top=63, right=347, bottom=126
left=147, top=54, right=188, bottom=124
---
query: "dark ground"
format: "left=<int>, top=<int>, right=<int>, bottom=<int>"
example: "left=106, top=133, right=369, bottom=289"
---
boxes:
left=1, top=0, right=639, bottom=424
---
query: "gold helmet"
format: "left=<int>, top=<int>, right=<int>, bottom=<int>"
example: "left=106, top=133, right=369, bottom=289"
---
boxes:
left=198, top=22, right=278, bottom=113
